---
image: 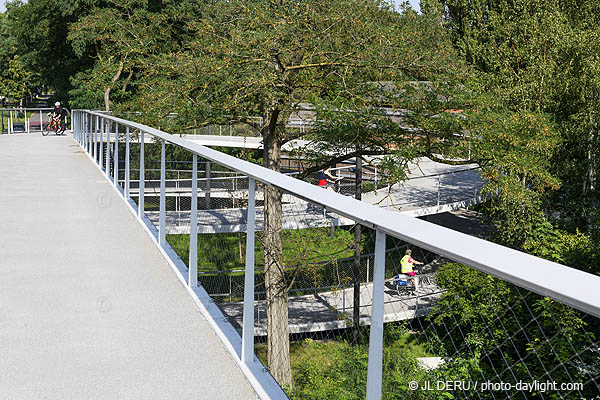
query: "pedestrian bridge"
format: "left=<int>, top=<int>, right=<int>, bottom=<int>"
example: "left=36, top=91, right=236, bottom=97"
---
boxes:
left=0, top=133, right=263, bottom=399
left=2, top=110, right=599, bottom=400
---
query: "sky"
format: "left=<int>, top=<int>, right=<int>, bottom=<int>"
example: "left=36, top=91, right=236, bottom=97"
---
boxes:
left=0, top=0, right=420, bottom=14
left=396, top=0, right=421, bottom=12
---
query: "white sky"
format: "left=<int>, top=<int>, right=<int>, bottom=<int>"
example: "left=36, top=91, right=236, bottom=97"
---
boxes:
left=396, top=0, right=421, bottom=12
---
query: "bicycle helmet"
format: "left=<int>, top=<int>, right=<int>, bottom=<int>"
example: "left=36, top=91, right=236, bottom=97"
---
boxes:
left=55, top=101, right=60, bottom=106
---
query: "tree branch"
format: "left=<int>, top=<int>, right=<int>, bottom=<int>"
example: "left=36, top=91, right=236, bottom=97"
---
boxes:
left=426, top=152, right=473, bottom=166
left=297, top=149, right=386, bottom=178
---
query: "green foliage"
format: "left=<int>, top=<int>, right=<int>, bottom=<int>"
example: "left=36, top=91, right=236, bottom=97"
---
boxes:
left=285, top=340, right=368, bottom=400
left=68, top=0, right=171, bottom=110
left=5, top=0, right=97, bottom=103
left=167, top=228, right=355, bottom=298
left=523, top=220, right=600, bottom=275
left=432, top=0, right=600, bottom=239
left=432, top=262, right=599, bottom=398
left=471, top=110, right=560, bottom=249
left=168, top=228, right=353, bottom=271
left=276, top=323, right=475, bottom=400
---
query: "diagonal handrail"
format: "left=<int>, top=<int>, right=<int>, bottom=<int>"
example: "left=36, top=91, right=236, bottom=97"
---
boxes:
left=77, top=109, right=600, bottom=319
left=72, top=109, right=600, bottom=400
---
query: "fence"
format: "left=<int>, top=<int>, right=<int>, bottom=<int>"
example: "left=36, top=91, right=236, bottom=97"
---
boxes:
left=0, top=107, right=71, bottom=134
left=73, top=110, right=600, bottom=400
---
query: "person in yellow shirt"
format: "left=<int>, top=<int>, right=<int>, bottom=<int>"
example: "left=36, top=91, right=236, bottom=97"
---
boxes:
left=400, top=249, right=423, bottom=293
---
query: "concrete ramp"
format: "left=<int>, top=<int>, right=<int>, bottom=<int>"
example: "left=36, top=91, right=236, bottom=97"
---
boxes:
left=0, top=133, right=257, bottom=399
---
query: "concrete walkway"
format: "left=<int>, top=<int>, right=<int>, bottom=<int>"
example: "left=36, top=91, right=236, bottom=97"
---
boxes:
left=0, top=133, right=257, bottom=399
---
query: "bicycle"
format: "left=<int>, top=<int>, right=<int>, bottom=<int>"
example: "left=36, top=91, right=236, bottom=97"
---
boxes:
left=391, top=265, right=437, bottom=297
left=42, top=115, right=61, bottom=136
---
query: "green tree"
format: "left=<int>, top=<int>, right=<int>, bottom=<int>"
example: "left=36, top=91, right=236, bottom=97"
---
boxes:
left=68, top=0, right=169, bottom=110
left=5, top=0, right=98, bottom=103
left=126, top=0, right=463, bottom=385
left=428, top=0, right=600, bottom=237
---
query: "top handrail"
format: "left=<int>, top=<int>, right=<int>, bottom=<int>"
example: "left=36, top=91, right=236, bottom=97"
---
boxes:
left=0, top=107, right=69, bottom=112
left=78, top=109, right=600, bottom=318
left=0, top=107, right=53, bottom=110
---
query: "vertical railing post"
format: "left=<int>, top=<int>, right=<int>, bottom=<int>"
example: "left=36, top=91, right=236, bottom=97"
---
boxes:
left=93, top=115, right=97, bottom=161
left=437, top=174, right=441, bottom=207
left=125, top=126, right=130, bottom=199
left=39, top=110, right=42, bottom=134
left=86, top=114, right=90, bottom=154
left=138, top=131, right=145, bottom=218
left=80, top=113, right=83, bottom=143
left=73, top=111, right=77, bottom=141
left=25, top=110, right=28, bottom=134
left=99, top=116, right=104, bottom=170
left=366, top=230, right=386, bottom=400
left=113, top=123, right=119, bottom=188
left=81, top=113, right=85, bottom=148
left=188, top=154, right=198, bottom=288
left=89, top=114, right=93, bottom=155
left=159, top=139, right=166, bottom=246
left=205, top=161, right=211, bottom=209
left=105, top=120, right=111, bottom=180
left=89, top=114, right=92, bottom=155
left=242, top=178, right=256, bottom=363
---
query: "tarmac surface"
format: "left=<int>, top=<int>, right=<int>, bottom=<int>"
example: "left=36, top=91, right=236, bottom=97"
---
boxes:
left=0, top=133, right=257, bottom=399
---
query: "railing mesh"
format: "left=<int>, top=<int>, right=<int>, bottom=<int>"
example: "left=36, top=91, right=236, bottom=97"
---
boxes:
left=76, top=112, right=600, bottom=400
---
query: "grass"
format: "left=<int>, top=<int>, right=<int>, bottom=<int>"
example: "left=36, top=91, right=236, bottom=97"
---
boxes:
left=255, top=323, right=438, bottom=400
left=167, top=227, right=355, bottom=273
left=167, top=228, right=357, bottom=301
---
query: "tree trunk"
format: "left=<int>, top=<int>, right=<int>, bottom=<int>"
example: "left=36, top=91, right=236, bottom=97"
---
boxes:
left=262, top=110, right=292, bottom=386
left=238, top=232, right=244, bottom=264
left=584, top=129, right=596, bottom=193
left=104, top=87, right=112, bottom=112
left=104, top=61, right=125, bottom=112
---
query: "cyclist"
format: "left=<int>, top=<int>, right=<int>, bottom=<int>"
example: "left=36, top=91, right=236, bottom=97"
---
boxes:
left=401, top=249, right=423, bottom=294
left=317, top=167, right=341, bottom=192
left=51, top=101, right=68, bottom=134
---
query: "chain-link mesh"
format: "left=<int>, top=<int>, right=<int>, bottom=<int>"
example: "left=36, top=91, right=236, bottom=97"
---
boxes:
left=289, top=161, right=485, bottom=214
left=150, top=153, right=598, bottom=399
left=78, top=113, right=598, bottom=400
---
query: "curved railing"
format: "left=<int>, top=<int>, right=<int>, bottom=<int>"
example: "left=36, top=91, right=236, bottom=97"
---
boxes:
left=0, top=107, right=71, bottom=134
left=72, top=110, right=600, bottom=400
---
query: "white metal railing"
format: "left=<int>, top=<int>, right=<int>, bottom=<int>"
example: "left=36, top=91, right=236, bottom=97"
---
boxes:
left=72, top=110, right=600, bottom=400
left=0, top=107, right=70, bottom=134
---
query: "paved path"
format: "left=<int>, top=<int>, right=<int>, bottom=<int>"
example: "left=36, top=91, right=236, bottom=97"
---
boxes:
left=0, top=133, right=257, bottom=399
left=219, top=278, right=444, bottom=336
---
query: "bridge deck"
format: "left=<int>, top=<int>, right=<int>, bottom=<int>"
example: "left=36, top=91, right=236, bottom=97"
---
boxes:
left=0, top=133, right=256, bottom=399
left=219, top=280, right=444, bottom=336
